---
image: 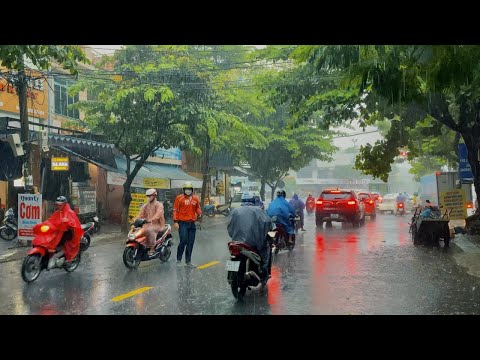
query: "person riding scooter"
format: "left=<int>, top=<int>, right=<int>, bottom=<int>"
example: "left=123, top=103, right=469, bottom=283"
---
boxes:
left=47, top=196, right=83, bottom=269
left=137, top=188, right=165, bottom=255
left=267, top=190, right=295, bottom=243
left=289, top=193, right=306, bottom=231
left=228, top=204, right=273, bottom=285
left=306, top=194, right=315, bottom=214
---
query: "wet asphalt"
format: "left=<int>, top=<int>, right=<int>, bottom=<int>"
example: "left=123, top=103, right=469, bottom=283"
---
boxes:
left=1, top=212, right=480, bottom=315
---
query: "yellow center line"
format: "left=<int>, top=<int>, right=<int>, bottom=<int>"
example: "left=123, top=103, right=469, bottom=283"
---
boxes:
left=197, top=260, right=221, bottom=269
left=111, top=287, right=153, bottom=302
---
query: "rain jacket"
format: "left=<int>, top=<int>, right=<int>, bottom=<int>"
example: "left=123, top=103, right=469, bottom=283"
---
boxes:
left=267, top=195, right=295, bottom=234
left=227, top=206, right=272, bottom=269
left=45, top=204, right=82, bottom=261
left=289, top=194, right=305, bottom=212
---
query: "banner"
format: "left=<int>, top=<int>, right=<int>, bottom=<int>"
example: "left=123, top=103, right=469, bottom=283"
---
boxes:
left=18, top=194, right=42, bottom=241
left=143, top=177, right=169, bottom=189
left=128, top=193, right=147, bottom=222
left=440, top=189, right=467, bottom=220
left=0, top=68, right=49, bottom=119
left=458, top=143, right=474, bottom=182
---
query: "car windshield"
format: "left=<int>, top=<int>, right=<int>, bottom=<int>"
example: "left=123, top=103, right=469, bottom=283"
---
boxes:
left=322, top=192, right=352, bottom=200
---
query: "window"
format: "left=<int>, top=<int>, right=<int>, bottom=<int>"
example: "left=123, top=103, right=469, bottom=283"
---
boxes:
left=54, top=77, right=79, bottom=119
left=321, top=192, right=353, bottom=200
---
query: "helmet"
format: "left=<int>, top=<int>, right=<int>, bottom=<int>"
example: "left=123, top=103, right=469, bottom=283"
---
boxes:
left=276, top=190, right=286, bottom=198
left=182, top=182, right=193, bottom=189
left=55, top=196, right=67, bottom=210
left=55, top=196, right=67, bottom=205
left=145, top=188, right=157, bottom=197
left=241, top=192, right=255, bottom=203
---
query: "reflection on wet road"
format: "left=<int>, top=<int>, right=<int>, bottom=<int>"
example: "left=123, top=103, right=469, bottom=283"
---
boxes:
left=1, top=213, right=480, bottom=314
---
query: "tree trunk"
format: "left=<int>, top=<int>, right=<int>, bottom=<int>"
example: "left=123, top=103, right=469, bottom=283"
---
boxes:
left=270, top=183, right=277, bottom=201
left=17, top=69, right=31, bottom=191
left=260, top=177, right=266, bottom=201
left=200, top=135, right=210, bottom=207
left=121, top=153, right=150, bottom=232
left=463, top=128, right=480, bottom=217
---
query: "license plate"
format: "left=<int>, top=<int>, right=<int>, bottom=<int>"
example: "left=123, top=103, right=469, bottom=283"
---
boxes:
left=226, top=260, right=241, bottom=272
left=330, top=214, right=339, bottom=219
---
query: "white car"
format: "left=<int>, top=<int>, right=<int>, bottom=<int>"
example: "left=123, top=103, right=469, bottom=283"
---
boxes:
left=378, top=193, right=414, bottom=214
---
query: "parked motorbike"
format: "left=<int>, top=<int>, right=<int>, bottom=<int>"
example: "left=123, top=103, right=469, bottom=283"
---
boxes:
left=21, top=221, right=83, bottom=283
left=203, top=203, right=230, bottom=217
left=123, top=219, right=173, bottom=269
left=395, top=202, right=406, bottom=216
left=0, top=208, right=17, bottom=241
left=80, top=221, right=95, bottom=251
left=226, top=226, right=276, bottom=300
left=272, top=215, right=295, bottom=254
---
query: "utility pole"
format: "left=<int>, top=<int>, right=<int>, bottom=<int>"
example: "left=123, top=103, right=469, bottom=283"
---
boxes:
left=16, top=63, right=33, bottom=191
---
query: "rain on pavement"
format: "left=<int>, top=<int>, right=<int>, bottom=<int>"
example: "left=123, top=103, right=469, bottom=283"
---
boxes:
left=2, top=213, right=480, bottom=315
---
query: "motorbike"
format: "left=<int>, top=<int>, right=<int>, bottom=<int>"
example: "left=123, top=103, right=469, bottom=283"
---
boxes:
left=0, top=208, right=17, bottom=241
left=226, top=226, right=276, bottom=300
left=123, top=219, right=173, bottom=269
left=306, top=198, right=315, bottom=214
left=294, top=209, right=302, bottom=233
left=395, top=202, right=406, bottom=216
left=80, top=221, right=95, bottom=251
left=272, top=215, right=296, bottom=254
left=203, top=203, right=230, bottom=217
left=21, top=221, right=84, bottom=283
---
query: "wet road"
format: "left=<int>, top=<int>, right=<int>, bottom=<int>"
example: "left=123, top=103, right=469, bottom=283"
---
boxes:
left=1, top=213, right=480, bottom=315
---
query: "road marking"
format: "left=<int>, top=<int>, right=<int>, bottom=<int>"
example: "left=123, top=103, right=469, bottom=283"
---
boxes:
left=197, top=260, right=220, bottom=269
left=111, top=287, right=153, bottom=302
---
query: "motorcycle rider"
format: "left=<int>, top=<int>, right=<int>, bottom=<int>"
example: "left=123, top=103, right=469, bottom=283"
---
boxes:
left=289, top=193, right=306, bottom=231
left=47, top=196, right=83, bottom=269
left=396, top=192, right=406, bottom=213
left=267, top=190, right=295, bottom=243
left=137, top=188, right=165, bottom=255
left=228, top=203, right=273, bottom=285
left=306, top=193, right=315, bottom=211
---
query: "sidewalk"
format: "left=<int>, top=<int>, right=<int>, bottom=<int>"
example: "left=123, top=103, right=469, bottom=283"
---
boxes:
left=0, top=217, right=226, bottom=264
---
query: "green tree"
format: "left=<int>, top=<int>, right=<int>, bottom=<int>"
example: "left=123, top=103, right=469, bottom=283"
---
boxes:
left=0, top=45, right=88, bottom=187
left=276, top=45, right=480, bottom=210
left=71, top=45, right=216, bottom=230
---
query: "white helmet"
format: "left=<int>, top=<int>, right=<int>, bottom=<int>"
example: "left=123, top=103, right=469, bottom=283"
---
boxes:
left=145, top=188, right=157, bottom=196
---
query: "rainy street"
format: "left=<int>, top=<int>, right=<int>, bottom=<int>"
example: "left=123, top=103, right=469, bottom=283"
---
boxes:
left=1, top=212, right=480, bottom=315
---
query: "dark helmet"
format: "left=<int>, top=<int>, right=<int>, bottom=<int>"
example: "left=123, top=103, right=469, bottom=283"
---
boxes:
left=276, top=190, right=286, bottom=198
left=55, top=196, right=67, bottom=210
left=55, top=196, right=67, bottom=205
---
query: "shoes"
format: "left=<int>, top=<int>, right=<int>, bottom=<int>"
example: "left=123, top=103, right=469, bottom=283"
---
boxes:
left=185, top=262, right=197, bottom=268
left=176, top=260, right=182, bottom=267
left=301, top=228, right=307, bottom=232
left=47, top=257, right=56, bottom=270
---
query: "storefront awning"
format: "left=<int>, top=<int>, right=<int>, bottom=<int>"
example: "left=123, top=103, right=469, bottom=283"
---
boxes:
left=48, top=135, right=117, bottom=169
left=0, top=141, right=23, bottom=181
left=107, top=156, right=202, bottom=189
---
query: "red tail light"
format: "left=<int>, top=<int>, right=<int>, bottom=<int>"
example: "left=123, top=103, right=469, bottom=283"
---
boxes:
left=316, top=200, right=323, bottom=205
left=398, top=203, right=404, bottom=207
left=347, top=201, right=356, bottom=205
left=369, top=200, right=373, bottom=204
left=228, top=243, right=241, bottom=256
left=467, top=202, right=473, bottom=209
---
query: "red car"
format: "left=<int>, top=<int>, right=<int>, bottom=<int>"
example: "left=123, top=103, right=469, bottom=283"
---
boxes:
left=370, top=192, right=381, bottom=207
left=357, top=192, right=377, bottom=219
left=316, top=188, right=365, bottom=227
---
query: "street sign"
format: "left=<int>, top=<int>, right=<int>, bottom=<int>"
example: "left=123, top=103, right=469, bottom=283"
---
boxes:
left=458, top=143, right=474, bottom=182
left=440, top=189, right=467, bottom=220
left=51, top=157, right=69, bottom=171
left=18, top=194, right=42, bottom=241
